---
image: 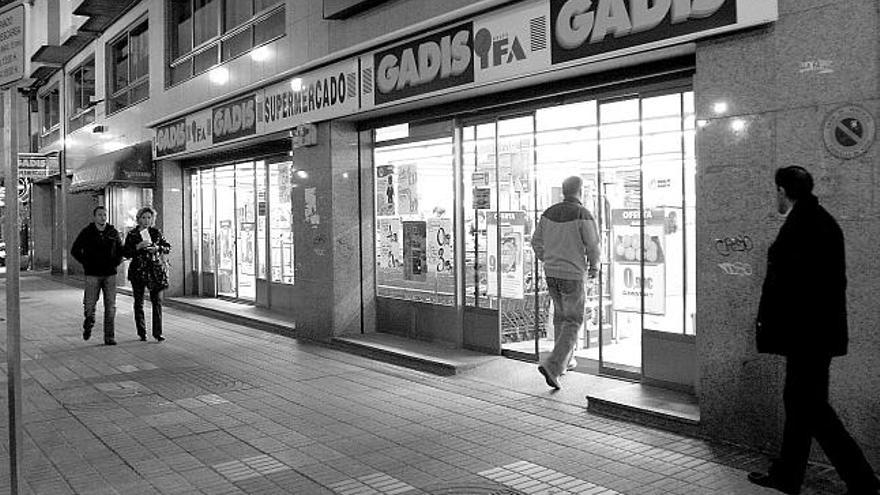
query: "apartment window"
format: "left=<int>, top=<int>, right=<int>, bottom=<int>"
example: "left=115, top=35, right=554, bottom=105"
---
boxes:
left=69, top=58, right=96, bottom=132
left=108, top=18, right=149, bottom=115
left=40, top=86, right=60, bottom=137
left=168, top=0, right=285, bottom=86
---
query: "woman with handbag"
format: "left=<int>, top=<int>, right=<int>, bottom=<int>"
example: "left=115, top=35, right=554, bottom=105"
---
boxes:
left=124, top=206, right=171, bottom=342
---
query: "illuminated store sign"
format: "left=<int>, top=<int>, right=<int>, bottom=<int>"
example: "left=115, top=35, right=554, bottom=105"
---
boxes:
left=213, top=94, right=257, bottom=143
left=373, top=22, right=474, bottom=104
left=260, top=60, right=359, bottom=135
left=550, top=0, right=736, bottom=64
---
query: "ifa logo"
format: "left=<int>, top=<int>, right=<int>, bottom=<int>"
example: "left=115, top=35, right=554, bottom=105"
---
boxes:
left=474, top=27, right=527, bottom=70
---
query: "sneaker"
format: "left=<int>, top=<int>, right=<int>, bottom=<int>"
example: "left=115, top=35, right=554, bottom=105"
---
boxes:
left=82, top=329, right=92, bottom=341
left=155, top=336, right=165, bottom=342
left=538, top=365, right=560, bottom=390
left=104, top=340, right=117, bottom=346
left=567, top=359, right=578, bottom=371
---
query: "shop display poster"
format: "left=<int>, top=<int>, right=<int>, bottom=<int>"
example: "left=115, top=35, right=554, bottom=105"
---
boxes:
left=377, top=218, right=402, bottom=269
left=486, top=212, right=526, bottom=300
left=397, top=164, right=419, bottom=215
left=473, top=187, right=491, bottom=209
left=304, top=187, right=320, bottom=226
left=610, top=209, right=666, bottom=315
left=427, top=218, right=454, bottom=276
left=403, top=221, right=428, bottom=282
left=376, top=165, right=396, bottom=215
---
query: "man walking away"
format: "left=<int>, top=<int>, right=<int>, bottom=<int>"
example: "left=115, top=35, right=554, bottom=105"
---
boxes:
left=748, top=166, right=879, bottom=495
left=71, top=206, right=124, bottom=346
left=531, top=176, right=600, bottom=390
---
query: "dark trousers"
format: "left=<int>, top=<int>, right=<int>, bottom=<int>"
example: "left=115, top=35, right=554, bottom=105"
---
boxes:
left=772, top=355, right=878, bottom=492
left=83, top=275, right=116, bottom=341
left=132, top=282, right=163, bottom=338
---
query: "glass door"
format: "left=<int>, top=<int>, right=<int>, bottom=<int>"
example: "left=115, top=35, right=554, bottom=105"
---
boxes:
left=235, top=162, right=256, bottom=300
left=461, top=115, right=540, bottom=358
left=215, top=165, right=237, bottom=298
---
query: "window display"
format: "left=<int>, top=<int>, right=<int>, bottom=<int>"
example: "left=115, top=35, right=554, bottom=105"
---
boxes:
left=374, top=127, right=454, bottom=305
left=269, top=160, right=294, bottom=284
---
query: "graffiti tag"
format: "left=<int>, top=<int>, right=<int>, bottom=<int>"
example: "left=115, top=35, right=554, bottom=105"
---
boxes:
left=718, top=262, right=753, bottom=277
left=714, top=235, right=754, bottom=257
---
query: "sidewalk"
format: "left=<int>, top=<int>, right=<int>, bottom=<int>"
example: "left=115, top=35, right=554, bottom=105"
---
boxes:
left=0, top=274, right=847, bottom=494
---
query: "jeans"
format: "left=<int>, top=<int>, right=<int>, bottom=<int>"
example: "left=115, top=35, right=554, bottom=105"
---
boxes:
left=541, top=276, right=585, bottom=377
left=132, top=282, right=163, bottom=338
left=771, top=355, right=879, bottom=492
left=83, top=275, right=116, bottom=341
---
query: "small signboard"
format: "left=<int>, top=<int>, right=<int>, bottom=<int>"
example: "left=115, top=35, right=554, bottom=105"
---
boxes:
left=0, top=5, right=25, bottom=87
left=18, top=153, right=55, bottom=179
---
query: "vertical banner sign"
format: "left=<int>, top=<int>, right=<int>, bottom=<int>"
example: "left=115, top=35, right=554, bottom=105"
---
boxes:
left=373, top=22, right=474, bottom=104
left=473, top=0, right=550, bottom=84
left=403, top=221, right=427, bottom=282
left=377, top=218, right=402, bottom=270
left=549, top=0, right=737, bottom=65
left=427, top=218, right=454, bottom=276
left=0, top=5, right=25, bottom=86
left=396, top=163, right=419, bottom=215
left=611, top=209, right=666, bottom=314
left=487, top=211, right=527, bottom=299
left=376, top=165, right=395, bottom=215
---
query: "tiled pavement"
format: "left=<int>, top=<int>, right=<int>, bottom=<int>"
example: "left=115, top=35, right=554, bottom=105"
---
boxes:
left=0, top=274, right=850, bottom=494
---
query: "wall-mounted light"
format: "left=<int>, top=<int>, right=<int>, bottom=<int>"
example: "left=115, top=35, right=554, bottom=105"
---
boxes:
left=290, top=78, right=303, bottom=91
left=295, top=170, right=308, bottom=179
left=712, top=101, right=728, bottom=115
left=209, top=67, right=229, bottom=85
left=251, top=46, right=272, bottom=62
left=730, top=119, right=747, bottom=133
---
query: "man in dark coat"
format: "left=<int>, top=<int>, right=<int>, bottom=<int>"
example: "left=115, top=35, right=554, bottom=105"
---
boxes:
left=71, top=206, right=124, bottom=345
left=749, top=166, right=879, bottom=495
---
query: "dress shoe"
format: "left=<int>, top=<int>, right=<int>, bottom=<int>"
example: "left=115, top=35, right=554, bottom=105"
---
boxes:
left=538, top=365, right=560, bottom=390
left=155, top=336, right=165, bottom=342
left=747, top=472, right=799, bottom=494
left=139, top=335, right=147, bottom=342
left=104, top=340, right=117, bottom=346
left=83, top=329, right=91, bottom=341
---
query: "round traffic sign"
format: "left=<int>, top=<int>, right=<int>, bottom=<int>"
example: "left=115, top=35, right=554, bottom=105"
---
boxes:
left=823, top=105, right=876, bottom=159
left=17, top=178, right=29, bottom=201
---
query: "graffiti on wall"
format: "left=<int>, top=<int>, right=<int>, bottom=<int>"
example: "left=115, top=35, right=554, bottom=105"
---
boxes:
left=714, top=234, right=755, bottom=276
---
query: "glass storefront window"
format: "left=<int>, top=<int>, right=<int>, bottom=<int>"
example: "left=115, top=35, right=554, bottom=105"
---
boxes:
left=373, top=126, right=455, bottom=306
left=200, top=169, right=216, bottom=275
left=269, top=159, right=294, bottom=284
left=256, top=160, right=267, bottom=280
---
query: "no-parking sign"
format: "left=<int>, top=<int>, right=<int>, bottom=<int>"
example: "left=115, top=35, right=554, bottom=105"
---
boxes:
left=823, top=105, right=876, bottom=159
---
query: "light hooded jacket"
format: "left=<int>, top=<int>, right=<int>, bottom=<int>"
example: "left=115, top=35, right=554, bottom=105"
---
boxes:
left=531, top=197, right=601, bottom=281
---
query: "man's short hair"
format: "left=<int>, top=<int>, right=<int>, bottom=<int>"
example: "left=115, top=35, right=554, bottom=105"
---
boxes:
left=562, top=176, right=582, bottom=198
left=93, top=205, right=106, bottom=216
left=775, top=166, right=814, bottom=200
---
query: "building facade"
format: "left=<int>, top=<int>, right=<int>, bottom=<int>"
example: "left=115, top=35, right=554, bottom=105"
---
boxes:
left=3, top=0, right=878, bottom=468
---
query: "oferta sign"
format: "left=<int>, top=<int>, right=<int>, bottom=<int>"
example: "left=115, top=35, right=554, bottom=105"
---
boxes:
left=550, top=0, right=736, bottom=64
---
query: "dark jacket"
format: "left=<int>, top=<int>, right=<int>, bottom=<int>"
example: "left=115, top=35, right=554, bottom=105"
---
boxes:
left=71, top=223, right=124, bottom=276
left=123, top=227, right=171, bottom=285
left=756, top=195, right=848, bottom=357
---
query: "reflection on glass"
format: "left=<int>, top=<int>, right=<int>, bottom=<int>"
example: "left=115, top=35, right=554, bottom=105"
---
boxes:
left=373, top=130, right=454, bottom=306
left=200, top=169, right=216, bottom=279
left=269, top=160, right=294, bottom=284
left=191, top=172, right=201, bottom=290
left=236, top=162, right=256, bottom=300
left=256, top=160, right=267, bottom=280
left=215, top=166, right=236, bottom=297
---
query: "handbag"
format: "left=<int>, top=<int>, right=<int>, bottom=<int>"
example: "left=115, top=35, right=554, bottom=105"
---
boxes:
left=133, top=252, right=169, bottom=291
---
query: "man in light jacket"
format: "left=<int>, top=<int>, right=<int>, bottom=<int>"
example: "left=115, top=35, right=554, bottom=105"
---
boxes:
left=531, top=176, right=600, bottom=390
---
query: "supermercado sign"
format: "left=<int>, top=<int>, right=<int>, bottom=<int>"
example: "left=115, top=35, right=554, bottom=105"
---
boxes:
left=259, top=59, right=358, bottom=135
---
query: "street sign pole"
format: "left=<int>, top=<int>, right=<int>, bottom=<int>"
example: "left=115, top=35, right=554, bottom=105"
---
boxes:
left=3, top=85, right=23, bottom=495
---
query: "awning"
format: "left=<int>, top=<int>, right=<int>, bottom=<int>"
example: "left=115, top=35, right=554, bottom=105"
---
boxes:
left=69, top=142, right=155, bottom=193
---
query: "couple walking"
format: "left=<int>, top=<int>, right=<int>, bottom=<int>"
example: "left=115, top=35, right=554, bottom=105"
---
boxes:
left=70, top=205, right=171, bottom=345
